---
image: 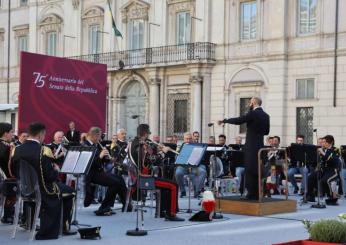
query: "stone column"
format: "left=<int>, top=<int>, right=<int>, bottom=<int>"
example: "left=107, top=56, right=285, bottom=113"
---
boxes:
left=190, top=76, right=203, bottom=134
left=149, top=78, right=160, bottom=137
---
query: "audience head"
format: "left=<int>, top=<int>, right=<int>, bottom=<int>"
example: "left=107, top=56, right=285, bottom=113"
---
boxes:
left=218, top=134, right=226, bottom=145
left=28, top=122, right=46, bottom=143
left=0, top=122, right=14, bottom=142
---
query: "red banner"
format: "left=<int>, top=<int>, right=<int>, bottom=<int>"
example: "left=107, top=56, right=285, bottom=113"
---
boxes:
left=18, top=52, right=107, bottom=142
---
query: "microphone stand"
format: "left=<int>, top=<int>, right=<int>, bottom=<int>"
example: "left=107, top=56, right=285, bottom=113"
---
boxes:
left=210, top=123, right=223, bottom=219
left=311, top=150, right=326, bottom=209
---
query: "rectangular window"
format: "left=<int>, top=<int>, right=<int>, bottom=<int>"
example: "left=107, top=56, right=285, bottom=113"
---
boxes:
left=296, top=78, right=314, bottom=99
left=240, top=1, right=257, bottom=41
left=18, top=35, right=28, bottom=62
left=174, top=99, right=188, bottom=135
left=296, top=107, right=313, bottom=144
left=20, top=0, right=28, bottom=6
left=88, top=25, right=101, bottom=54
left=298, top=0, right=317, bottom=34
left=176, top=12, right=191, bottom=45
left=239, top=97, right=252, bottom=134
left=128, top=20, right=144, bottom=50
left=46, top=32, right=57, bottom=56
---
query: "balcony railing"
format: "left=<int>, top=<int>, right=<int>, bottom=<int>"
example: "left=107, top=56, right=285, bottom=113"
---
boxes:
left=70, top=42, right=216, bottom=69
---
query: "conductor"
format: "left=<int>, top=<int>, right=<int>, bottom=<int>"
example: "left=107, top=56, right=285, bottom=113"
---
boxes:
left=218, top=97, right=270, bottom=200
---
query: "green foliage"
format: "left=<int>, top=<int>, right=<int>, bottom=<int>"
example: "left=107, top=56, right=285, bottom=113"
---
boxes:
left=308, top=219, right=346, bottom=243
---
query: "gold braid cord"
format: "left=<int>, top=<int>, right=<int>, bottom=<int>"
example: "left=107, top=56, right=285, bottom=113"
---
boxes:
left=39, top=147, right=60, bottom=196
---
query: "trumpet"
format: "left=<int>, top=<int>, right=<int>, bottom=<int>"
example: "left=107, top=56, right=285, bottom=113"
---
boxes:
left=145, top=139, right=179, bottom=155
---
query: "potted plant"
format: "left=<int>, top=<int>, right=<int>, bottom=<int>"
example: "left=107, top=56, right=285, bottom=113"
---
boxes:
left=272, top=214, right=346, bottom=245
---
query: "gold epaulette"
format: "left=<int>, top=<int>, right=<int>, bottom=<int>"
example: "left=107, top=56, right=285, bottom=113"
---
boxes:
left=334, top=147, right=341, bottom=156
left=43, top=146, right=55, bottom=159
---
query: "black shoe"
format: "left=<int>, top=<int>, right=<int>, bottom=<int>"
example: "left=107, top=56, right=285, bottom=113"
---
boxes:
left=299, top=191, right=305, bottom=196
left=94, top=207, right=115, bottom=216
left=307, top=196, right=316, bottom=202
left=293, top=187, right=299, bottom=194
left=244, top=194, right=259, bottom=200
left=63, top=230, right=78, bottom=236
left=165, top=215, right=185, bottom=222
left=325, top=198, right=338, bottom=206
left=1, top=216, right=13, bottom=224
left=194, top=192, right=202, bottom=199
left=180, top=191, right=186, bottom=198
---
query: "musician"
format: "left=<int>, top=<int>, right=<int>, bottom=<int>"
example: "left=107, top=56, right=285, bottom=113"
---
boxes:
left=218, top=134, right=227, bottom=147
left=166, top=135, right=174, bottom=144
left=83, top=127, right=128, bottom=215
left=47, top=131, right=67, bottom=168
left=129, top=124, right=184, bottom=221
left=218, top=97, right=270, bottom=200
left=12, top=122, right=76, bottom=239
left=152, top=135, right=160, bottom=143
left=306, top=135, right=341, bottom=205
left=109, top=129, right=128, bottom=175
left=66, top=121, right=80, bottom=144
left=208, top=136, right=216, bottom=145
left=288, top=135, right=309, bottom=194
left=232, top=136, right=246, bottom=194
left=175, top=132, right=207, bottom=198
left=15, top=131, right=29, bottom=146
left=0, top=122, right=15, bottom=224
left=192, top=131, right=200, bottom=143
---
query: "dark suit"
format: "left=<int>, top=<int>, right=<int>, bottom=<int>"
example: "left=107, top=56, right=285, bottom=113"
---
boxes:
left=66, top=130, right=80, bottom=143
left=11, top=140, right=75, bottom=240
left=223, top=107, right=270, bottom=197
left=82, top=141, right=127, bottom=211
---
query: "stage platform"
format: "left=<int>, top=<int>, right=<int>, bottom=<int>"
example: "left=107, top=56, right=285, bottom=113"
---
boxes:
left=217, top=196, right=297, bottom=216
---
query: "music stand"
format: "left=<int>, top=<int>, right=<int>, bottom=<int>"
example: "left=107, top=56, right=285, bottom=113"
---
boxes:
left=290, top=144, right=323, bottom=207
left=61, top=146, right=97, bottom=227
left=175, top=143, right=207, bottom=213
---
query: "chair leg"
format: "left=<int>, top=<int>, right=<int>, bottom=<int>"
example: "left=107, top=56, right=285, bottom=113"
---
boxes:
left=59, top=203, right=63, bottom=237
left=30, top=201, right=41, bottom=241
left=12, top=197, right=22, bottom=239
left=0, top=195, right=5, bottom=218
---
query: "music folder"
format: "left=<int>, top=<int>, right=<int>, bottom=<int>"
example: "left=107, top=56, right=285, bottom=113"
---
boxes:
left=60, top=146, right=96, bottom=175
left=175, top=143, right=207, bottom=166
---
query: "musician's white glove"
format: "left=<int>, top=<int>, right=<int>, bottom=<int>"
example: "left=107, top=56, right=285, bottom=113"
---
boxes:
left=162, top=146, right=170, bottom=154
left=100, top=149, right=110, bottom=159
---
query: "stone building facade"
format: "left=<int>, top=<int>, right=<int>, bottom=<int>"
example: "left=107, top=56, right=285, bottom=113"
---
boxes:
left=0, top=0, right=345, bottom=145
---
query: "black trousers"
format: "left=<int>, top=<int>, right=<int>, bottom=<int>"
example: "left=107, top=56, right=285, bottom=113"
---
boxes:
left=35, top=183, right=75, bottom=240
left=90, top=171, right=127, bottom=209
left=307, top=169, right=339, bottom=198
left=245, top=170, right=259, bottom=197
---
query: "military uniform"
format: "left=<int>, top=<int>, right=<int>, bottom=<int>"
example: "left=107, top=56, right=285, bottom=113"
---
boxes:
left=12, top=140, right=75, bottom=240
left=129, top=137, right=182, bottom=220
left=0, top=139, right=16, bottom=223
left=307, top=147, right=341, bottom=204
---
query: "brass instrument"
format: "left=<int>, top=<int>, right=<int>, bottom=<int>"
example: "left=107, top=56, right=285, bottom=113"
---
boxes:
left=145, top=139, right=179, bottom=155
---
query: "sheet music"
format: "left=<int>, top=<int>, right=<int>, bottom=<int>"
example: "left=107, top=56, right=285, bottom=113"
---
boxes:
left=73, top=151, right=93, bottom=174
left=187, top=147, right=204, bottom=166
left=61, top=151, right=80, bottom=173
left=206, top=146, right=224, bottom=151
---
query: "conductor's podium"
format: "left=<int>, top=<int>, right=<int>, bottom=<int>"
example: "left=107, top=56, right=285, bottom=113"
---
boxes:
left=217, top=196, right=297, bottom=216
